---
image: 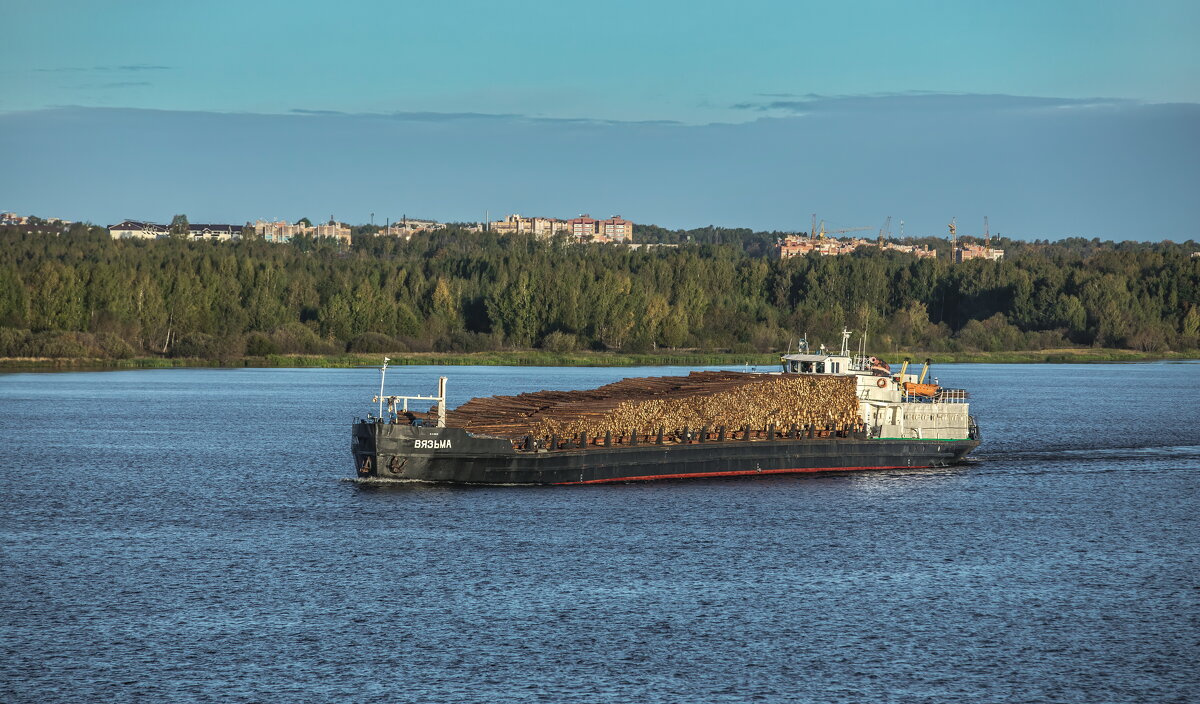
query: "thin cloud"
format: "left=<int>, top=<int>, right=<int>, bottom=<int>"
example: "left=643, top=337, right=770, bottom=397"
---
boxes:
left=65, top=81, right=152, bottom=90
left=732, top=92, right=1133, bottom=113
left=34, top=64, right=172, bottom=73
left=383, top=111, right=522, bottom=122
left=288, top=108, right=680, bottom=126
left=289, top=109, right=516, bottom=121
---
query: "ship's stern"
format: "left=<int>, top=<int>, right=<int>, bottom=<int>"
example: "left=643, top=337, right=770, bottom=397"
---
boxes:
left=351, top=419, right=380, bottom=478
left=351, top=421, right=517, bottom=481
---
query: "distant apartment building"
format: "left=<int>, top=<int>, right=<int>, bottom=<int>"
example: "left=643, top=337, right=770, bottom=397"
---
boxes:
left=380, top=218, right=443, bottom=239
left=954, top=243, right=1005, bottom=262
left=313, top=220, right=351, bottom=244
left=563, top=214, right=633, bottom=243
left=775, top=234, right=940, bottom=260
left=250, top=218, right=350, bottom=244
left=3, top=212, right=74, bottom=228
left=881, top=242, right=938, bottom=259
left=253, top=219, right=308, bottom=243
left=567, top=214, right=599, bottom=239
left=598, top=216, right=632, bottom=243
left=775, top=236, right=815, bottom=259
left=109, top=220, right=168, bottom=239
left=486, top=213, right=634, bottom=242
left=489, top=214, right=569, bottom=238
left=108, top=220, right=243, bottom=241
left=626, top=243, right=679, bottom=251
left=188, top=224, right=242, bottom=241
left=774, top=235, right=869, bottom=258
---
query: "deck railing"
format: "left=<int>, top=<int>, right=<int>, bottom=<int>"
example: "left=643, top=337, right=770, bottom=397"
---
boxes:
left=902, top=387, right=970, bottom=404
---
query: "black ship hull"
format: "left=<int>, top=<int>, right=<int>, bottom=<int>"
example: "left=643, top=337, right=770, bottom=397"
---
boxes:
left=351, top=422, right=979, bottom=485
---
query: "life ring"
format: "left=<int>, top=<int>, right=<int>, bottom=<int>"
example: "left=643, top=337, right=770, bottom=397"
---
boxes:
left=876, top=378, right=887, bottom=388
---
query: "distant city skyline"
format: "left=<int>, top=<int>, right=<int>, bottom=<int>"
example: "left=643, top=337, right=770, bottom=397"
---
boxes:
left=2, top=1, right=1197, bottom=240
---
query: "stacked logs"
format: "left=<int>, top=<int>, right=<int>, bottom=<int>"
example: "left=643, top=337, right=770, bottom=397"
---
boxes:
left=443, top=371, right=861, bottom=441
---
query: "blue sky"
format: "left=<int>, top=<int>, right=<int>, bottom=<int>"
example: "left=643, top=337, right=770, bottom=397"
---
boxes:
left=2, top=1, right=1198, bottom=239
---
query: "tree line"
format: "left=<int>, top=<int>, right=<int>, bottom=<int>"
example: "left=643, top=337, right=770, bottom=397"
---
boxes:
left=0, top=224, right=1197, bottom=359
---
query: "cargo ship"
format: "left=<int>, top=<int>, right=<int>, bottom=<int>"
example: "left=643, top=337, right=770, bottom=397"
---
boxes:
left=351, top=331, right=979, bottom=485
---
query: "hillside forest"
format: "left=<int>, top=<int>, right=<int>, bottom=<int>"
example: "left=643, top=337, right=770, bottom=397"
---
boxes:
left=1, top=225, right=1198, bottom=360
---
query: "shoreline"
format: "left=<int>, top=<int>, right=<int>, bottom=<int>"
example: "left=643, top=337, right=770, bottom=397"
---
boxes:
left=1, top=348, right=1196, bottom=371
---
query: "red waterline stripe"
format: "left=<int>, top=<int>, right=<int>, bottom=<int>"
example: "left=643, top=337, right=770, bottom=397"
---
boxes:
left=557, top=465, right=931, bottom=485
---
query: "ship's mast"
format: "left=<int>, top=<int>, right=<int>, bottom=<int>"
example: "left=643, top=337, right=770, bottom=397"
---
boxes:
left=378, top=357, right=390, bottom=418
left=437, top=377, right=447, bottom=428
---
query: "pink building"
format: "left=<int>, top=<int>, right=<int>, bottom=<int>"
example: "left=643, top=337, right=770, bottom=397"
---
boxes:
left=567, top=214, right=599, bottom=239
left=599, top=215, right=632, bottom=243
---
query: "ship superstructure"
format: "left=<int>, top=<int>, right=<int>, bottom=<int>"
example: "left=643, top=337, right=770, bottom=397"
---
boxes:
left=780, top=329, right=975, bottom=443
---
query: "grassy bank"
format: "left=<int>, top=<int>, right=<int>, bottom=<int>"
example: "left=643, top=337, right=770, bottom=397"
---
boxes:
left=898, top=348, right=1200, bottom=364
left=0, top=347, right=1196, bottom=371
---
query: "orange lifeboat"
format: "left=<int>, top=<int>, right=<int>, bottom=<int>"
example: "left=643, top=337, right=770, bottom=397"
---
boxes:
left=903, top=382, right=939, bottom=398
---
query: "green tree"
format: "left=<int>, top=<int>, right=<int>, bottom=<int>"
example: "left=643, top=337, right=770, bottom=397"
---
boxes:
left=485, top=270, right=536, bottom=347
left=169, top=214, right=190, bottom=239
left=0, top=265, right=29, bottom=327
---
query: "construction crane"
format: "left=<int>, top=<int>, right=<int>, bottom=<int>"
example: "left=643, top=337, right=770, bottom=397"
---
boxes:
left=810, top=216, right=871, bottom=241
left=982, top=216, right=990, bottom=246
left=818, top=223, right=871, bottom=239
left=877, top=216, right=892, bottom=245
left=948, top=217, right=958, bottom=261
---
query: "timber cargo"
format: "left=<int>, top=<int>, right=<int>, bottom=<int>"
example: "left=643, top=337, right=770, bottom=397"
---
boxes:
left=351, top=330, right=980, bottom=485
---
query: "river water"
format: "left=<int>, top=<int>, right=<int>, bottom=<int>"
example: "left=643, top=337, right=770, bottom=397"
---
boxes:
left=2, top=363, right=1198, bottom=703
